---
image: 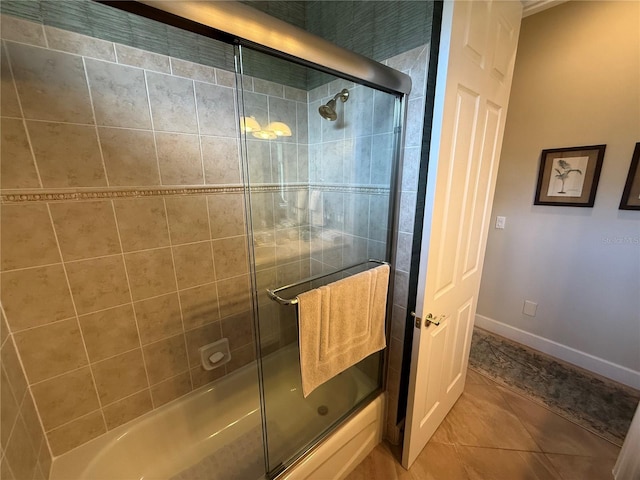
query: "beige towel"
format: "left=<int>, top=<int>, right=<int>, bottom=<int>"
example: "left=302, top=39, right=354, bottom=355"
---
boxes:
left=297, top=264, right=389, bottom=397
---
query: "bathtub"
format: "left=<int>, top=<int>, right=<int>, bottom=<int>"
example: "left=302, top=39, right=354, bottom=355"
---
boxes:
left=50, top=345, right=384, bottom=480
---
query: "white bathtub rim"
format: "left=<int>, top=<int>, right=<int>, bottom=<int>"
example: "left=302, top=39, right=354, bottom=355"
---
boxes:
left=50, top=357, right=263, bottom=480
left=277, top=392, right=386, bottom=480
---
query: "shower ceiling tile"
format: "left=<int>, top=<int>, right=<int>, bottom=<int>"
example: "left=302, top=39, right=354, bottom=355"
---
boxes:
left=1, top=264, right=75, bottom=331
left=49, top=200, right=121, bottom=262
left=98, top=127, right=160, bottom=187
left=85, top=59, right=152, bottom=129
left=65, top=255, right=131, bottom=315
left=7, top=42, right=93, bottom=123
left=124, top=248, right=176, bottom=302
left=147, top=72, right=198, bottom=134
left=79, top=305, right=140, bottom=363
left=156, top=133, right=204, bottom=186
left=179, top=283, right=220, bottom=331
left=165, top=195, right=210, bottom=245
left=0, top=204, right=60, bottom=271
left=27, top=121, right=106, bottom=188
left=113, top=197, right=170, bottom=252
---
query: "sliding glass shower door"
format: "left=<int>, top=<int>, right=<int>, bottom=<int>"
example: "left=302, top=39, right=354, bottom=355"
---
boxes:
left=237, top=46, right=403, bottom=476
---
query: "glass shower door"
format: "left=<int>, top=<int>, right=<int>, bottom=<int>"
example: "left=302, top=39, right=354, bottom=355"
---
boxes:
left=237, top=46, right=402, bottom=476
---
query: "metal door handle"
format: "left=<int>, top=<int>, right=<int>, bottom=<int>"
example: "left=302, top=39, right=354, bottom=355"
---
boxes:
left=410, top=312, right=444, bottom=328
left=424, top=313, right=443, bottom=326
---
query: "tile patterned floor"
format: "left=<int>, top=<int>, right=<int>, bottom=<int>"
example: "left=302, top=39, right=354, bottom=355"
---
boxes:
left=345, top=369, right=621, bottom=480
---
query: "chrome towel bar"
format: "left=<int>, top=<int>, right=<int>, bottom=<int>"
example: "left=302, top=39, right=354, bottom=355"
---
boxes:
left=266, top=259, right=388, bottom=306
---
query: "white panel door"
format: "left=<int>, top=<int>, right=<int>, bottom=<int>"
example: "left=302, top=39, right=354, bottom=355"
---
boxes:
left=402, top=0, right=522, bottom=468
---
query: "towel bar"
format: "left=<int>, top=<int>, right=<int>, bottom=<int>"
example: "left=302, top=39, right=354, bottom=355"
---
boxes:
left=266, top=259, right=388, bottom=306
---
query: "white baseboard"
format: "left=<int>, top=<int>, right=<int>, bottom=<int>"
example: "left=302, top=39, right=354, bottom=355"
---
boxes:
left=475, top=314, right=640, bottom=390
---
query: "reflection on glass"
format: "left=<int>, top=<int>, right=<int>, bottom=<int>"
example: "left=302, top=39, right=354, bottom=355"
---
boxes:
left=238, top=47, right=400, bottom=475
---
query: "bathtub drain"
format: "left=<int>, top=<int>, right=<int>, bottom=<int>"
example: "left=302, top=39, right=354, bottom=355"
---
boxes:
left=317, top=405, right=329, bottom=416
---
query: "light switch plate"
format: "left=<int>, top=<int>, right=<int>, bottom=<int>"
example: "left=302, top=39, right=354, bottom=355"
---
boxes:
left=495, top=216, right=506, bottom=229
left=523, top=300, right=538, bottom=317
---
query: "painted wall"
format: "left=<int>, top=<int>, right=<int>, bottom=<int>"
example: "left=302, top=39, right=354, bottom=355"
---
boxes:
left=477, top=1, right=640, bottom=388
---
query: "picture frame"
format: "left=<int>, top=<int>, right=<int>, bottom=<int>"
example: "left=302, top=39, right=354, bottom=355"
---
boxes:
left=619, top=143, right=640, bottom=210
left=534, top=145, right=606, bottom=207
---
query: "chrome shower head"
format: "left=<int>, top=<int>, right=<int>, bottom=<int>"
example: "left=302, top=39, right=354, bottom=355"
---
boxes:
left=318, top=99, right=338, bottom=121
left=318, top=88, right=349, bottom=121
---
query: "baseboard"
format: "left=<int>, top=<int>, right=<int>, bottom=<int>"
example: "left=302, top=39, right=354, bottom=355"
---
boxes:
left=474, top=314, right=640, bottom=390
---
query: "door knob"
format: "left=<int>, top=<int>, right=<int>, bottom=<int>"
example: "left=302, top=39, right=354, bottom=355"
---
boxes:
left=410, top=312, right=443, bottom=328
left=424, top=313, right=444, bottom=326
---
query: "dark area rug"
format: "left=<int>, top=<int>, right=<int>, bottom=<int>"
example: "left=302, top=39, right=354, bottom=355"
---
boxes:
left=468, top=328, right=640, bottom=445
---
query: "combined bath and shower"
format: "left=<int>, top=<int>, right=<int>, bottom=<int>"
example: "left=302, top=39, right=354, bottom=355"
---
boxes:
left=318, top=88, right=349, bottom=121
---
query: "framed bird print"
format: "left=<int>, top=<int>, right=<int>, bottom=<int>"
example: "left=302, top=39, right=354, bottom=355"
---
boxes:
left=534, top=145, right=606, bottom=207
left=619, top=142, right=640, bottom=210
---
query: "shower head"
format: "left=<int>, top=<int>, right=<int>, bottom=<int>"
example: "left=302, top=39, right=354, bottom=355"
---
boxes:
left=318, top=88, right=349, bottom=121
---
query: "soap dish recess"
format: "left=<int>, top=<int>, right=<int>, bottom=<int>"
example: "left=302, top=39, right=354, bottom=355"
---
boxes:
left=199, top=338, right=231, bottom=371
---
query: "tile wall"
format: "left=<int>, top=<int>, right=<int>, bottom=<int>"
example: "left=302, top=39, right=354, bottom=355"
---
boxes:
left=382, top=44, right=430, bottom=445
left=307, top=78, right=395, bottom=275
left=0, top=13, right=307, bottom=462
left=1, top=312, right=51, bottom=479
left=0, top=10, right=429, bottom=470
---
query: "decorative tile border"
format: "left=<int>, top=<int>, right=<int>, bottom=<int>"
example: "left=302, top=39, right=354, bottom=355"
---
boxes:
left=1, top=185, right=243, bottom=203
left=1, top=183, right=390, bottom=203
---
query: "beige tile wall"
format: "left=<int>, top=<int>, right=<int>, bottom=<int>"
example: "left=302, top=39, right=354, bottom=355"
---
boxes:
left=382, top=44, right=430, bottom=445
left=1, top=312, right=52, bottom=479
left=0, top=13, right=308, bottom=460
